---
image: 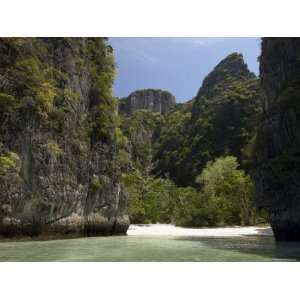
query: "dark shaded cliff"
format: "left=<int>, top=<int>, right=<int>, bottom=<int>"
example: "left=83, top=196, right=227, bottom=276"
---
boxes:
left=255, top=38, right=300, bottom=241
left=0, top=38, right=129, bottom=237
left=119, top=89, right=176, bottom=116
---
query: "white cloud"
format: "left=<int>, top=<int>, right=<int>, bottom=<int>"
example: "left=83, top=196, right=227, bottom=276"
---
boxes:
left=110, top=37, right=229, bottom=65
left=111, top=38, right=158, bottom=64
left=182, top=37, right=227, bottom=47
left=141, top=37, right=227, bottom=47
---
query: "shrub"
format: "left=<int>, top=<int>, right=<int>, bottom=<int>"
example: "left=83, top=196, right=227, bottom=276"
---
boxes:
left=0, top=152, right=20, bottom=174
left=196, top=156, right=256, bottom=226
left=45, top=141, right=64, bottom=157
left=35, top=82, right=56, bottom=112
left=63, top=88, right=80, bottom=103
left=90, top=175, right=108, bottom=192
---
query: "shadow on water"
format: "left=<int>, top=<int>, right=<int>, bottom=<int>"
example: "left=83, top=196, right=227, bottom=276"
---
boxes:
left=254, top=227, right=274, bottom=235
left=174, top=233, right=300, bottom=261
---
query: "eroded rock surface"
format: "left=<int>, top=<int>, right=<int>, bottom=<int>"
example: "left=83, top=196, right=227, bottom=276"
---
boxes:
left=119, top=89, right=176, bottom=116
left=0, top=38, right=129, bottom=237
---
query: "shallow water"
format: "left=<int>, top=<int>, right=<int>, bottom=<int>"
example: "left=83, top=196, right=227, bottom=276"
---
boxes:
left=1, top=234, right=300, bottom=261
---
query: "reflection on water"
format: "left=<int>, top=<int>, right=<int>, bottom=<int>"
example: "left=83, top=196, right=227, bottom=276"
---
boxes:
left=0, top=234, right=300, bottom=261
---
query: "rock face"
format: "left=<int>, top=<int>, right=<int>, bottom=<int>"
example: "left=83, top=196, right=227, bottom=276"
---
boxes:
left=0, top=38, right=129, bottom=237
left=119, top=89, right=176, bottom=116
left=195, top=53, right=255, bottom=101
left=255, top=38, right=300, bottom=241
left=121, top=110, right=163, bottom=176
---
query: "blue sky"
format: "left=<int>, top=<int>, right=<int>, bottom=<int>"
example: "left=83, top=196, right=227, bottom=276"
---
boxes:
left=110, top=38, right=261, bottom=102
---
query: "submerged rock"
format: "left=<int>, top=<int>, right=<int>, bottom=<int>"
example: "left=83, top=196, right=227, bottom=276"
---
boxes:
left=256, top=38, right=300, bottom=241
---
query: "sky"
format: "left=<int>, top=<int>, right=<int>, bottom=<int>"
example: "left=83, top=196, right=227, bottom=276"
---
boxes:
left=110, top=38, right=261, bottom=103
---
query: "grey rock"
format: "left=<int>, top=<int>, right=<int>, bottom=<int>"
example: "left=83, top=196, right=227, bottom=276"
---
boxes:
left=119, top=89, right=176, bottom=116
left=0, top=38, right=129, bottom=237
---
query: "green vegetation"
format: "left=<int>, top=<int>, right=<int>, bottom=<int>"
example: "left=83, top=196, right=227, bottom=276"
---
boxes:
left=196, top=156, right=255, bottom=226
left=0, top=37, right=122, bottom=154
left=45, top=141, right=64, bottom=157
left=0, top=39, right=269, bottom=231
left=90, top=175, right=108, bottom=192
left=35, top=82, right=56, bottom=112
left=0, top=37, right=117, bottom=124
left=121, top=109, right=163, bottom=173
left=13, top=57, right=57, bottom=113
left=154, top=54, right=262, bottom=186
left=91, top=98, right=120, bottom=143
left=122, top=169, right=178, bottom=224
left=122, top=155, right=259, bottom=227
left=0, top=152, right=20, bottom=174
left=62, top=88, right=80, bottom=103
left=84, top=38, right=122, bottom=144
left=153, top=101, right=192, bottom=179
left=126, top=89, right=174, bottom=99
left=120, top=53, right=268, bottom=227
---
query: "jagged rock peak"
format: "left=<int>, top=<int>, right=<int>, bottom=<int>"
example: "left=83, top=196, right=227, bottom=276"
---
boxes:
left=197, top=52, right=256, bottom=99
left=118, top=89, right=176, bottom=116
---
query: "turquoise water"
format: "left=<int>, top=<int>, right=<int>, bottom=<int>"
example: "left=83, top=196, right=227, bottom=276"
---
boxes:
left=1, top=234, right=300, bottom=261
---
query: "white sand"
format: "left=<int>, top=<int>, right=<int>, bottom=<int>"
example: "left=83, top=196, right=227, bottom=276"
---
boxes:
left=127, top=224, right=273, bottom=237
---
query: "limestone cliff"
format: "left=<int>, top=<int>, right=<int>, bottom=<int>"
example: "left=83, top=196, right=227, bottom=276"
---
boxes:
left=155, top=53, right=262, bottom=186
left=0, top=38, right=129, bottom=237
left=255, top=38, right=300, bottom=241
left=121, top=110, right=163, bottom=176
left=119, top=89, right=176, bottom=116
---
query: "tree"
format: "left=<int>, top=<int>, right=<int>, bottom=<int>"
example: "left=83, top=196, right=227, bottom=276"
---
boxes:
left=196, top=156, right=255, bottom=226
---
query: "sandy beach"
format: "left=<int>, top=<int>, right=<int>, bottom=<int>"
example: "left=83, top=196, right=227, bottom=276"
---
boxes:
left=127, top=224, right=273, bottom=237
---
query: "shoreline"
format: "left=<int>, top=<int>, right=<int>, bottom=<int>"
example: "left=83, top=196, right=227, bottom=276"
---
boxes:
left=0, top=224, right=273, bottom=242
left=127, top=224, right=273, bottom=237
